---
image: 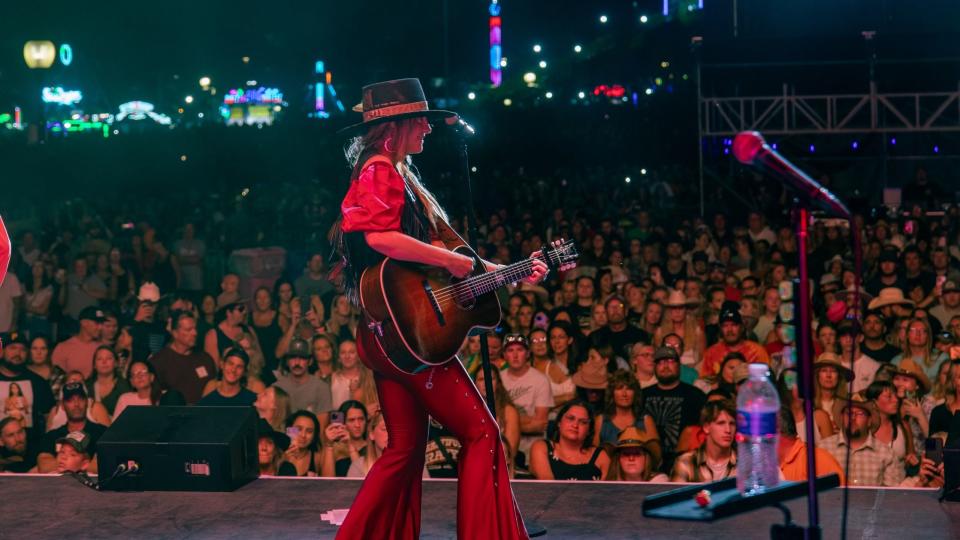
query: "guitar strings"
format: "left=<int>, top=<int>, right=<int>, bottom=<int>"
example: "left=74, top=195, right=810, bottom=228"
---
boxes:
left=430, top=243, right=572, bottom=303
left=430, top=249, right=570, bottom=306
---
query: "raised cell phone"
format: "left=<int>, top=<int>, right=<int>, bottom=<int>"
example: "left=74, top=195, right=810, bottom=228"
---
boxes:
left=926, top=437, right=944, bottom=466
left=285, top=426, right=301, bottom=438
left=330, top=411, right=345, bottom=425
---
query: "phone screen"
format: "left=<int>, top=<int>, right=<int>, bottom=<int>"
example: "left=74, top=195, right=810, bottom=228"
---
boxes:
left=925, top=438, right=944, bottom=465
left=330, top=411, right=345, bottom=425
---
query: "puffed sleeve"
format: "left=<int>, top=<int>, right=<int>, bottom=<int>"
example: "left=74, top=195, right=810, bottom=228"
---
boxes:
left=340, top=163, right=406, bottom=233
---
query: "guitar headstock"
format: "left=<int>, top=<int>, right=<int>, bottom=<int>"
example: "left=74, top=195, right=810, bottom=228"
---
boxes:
left=541, top=239, right=579, bottom=272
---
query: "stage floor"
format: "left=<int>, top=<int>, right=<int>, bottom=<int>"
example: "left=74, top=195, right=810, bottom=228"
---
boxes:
left=7, top=475, right=959, bottom=539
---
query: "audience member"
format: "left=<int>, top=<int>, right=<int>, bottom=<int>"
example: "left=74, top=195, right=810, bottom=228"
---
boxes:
left=150, top=311, right=217, bottom=404
left=604, top=426, right=667, bottom=482
left=197, top=347, right=258, bottom=406
left=273, top=337, right=332, bottom=418
left=670, top=400, right=737, bottom=482
left=51, top=306, right=104, bottom=378
left=644, top=346, right=707, bottom=473
left=529, top=399, right=609, bottom=481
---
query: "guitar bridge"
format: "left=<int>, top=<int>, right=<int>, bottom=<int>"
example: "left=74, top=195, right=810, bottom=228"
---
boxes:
left=422, top=280, right=446, bottom=326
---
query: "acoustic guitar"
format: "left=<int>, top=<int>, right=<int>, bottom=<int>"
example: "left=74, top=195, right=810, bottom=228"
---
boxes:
left=359, top=239, right=578, bottom=374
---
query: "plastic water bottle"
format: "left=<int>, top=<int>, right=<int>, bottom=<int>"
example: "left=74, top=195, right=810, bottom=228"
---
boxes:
left=736, top=363, right=781, bottom=495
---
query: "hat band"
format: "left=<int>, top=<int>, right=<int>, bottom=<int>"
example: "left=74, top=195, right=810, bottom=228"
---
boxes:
left=363, top=101, right=429, bottom=122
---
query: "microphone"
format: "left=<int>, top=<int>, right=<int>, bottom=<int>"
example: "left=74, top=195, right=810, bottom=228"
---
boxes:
left=732, top=131, right=850, bottom=217
left=445, top=114, right=476, bottom=136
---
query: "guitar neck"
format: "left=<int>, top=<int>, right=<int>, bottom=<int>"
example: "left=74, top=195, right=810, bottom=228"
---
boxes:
left=464, top=258, right=537, bottom=297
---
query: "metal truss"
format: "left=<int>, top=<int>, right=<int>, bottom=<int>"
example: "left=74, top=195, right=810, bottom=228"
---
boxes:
left=701, top=82, right=960, bottom=136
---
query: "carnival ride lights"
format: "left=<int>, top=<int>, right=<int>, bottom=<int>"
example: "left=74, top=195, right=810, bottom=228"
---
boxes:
left=115, top=101, right=172, bottom=125
left=223, top=87, right=284, bottom=105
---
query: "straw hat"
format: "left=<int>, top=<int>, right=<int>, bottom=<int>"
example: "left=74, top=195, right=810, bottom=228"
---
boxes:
left=813, top=352, right=854, bottom=381
left=517, top=282, right=549, bottom=303
left=891, top=358, right=932, bottom=395
left=663, top=289, right=694, bottom=308
left=867, top=288, right=914, bottom=310
left=615, top=426, right=662, bottom=471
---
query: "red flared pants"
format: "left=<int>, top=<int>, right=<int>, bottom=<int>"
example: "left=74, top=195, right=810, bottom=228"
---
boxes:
left=336, top=325, right=529, bottom=540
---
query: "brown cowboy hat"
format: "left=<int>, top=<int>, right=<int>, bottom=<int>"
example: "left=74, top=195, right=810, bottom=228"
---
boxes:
left=571, top=361, right=609, bottom=390
left=891, top=358, right=932, bottom=395
left=833, top=394, right=881, bottom=433
left=338, top=78, right=456, bottom=137
left=615, top=426, right=662, bottom=471
left=813, top=352, right=854, bottom=381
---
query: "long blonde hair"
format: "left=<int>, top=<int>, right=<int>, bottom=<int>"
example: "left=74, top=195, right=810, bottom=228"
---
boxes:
left=345, top=118, right=447, bottom=227
left=361, top=412, right=386, bottom=474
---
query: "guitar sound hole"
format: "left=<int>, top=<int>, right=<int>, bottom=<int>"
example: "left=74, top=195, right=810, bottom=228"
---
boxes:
left=450, top=278, right=476, bottom=310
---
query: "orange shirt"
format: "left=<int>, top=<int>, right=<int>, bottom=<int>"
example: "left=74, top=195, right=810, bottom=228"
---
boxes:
left=780, top=437, right=845, bottom=485
left=700, top=340, right=771, bottom=377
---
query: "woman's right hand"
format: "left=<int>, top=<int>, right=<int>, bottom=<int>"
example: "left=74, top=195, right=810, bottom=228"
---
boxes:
left=445, top=252, right=475, bottom=279
left=324, top=423, right=348, bottom=444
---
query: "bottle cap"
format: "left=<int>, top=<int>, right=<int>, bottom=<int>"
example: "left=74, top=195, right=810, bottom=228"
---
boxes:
left=748, top=363, right=770, bottom=378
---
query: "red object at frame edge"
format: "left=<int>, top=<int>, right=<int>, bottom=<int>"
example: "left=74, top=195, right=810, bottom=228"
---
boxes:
left=0, top=215, right=9, bottom=285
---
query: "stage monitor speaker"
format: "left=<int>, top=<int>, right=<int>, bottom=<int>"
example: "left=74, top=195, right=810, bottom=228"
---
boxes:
left=97, top=406, right=258, bottom=491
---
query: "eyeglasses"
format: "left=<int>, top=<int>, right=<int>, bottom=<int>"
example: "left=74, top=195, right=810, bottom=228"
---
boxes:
left=131, top=370, right=150, bottom=378
left=530, top=337, right=547, bottom=343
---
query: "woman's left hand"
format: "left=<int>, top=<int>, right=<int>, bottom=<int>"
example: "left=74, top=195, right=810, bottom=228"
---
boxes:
left=900, top=399, right=922, bottom=420
left=524, top=256, right=549, bottom=285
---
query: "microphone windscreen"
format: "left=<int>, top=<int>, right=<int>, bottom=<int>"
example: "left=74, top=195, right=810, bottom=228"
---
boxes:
left=732, top=131, right=765, bottom=165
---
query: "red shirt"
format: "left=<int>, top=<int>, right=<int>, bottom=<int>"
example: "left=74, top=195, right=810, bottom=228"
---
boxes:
left=0, top=215, right=9, bottom=286
left=700, top=339, right=771, bottom=377
left=341, top=162, right=406, bottom=233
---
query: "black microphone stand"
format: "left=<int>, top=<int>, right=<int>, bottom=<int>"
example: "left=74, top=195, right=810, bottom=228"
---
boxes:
left=447, top=119, right=547, bottom=538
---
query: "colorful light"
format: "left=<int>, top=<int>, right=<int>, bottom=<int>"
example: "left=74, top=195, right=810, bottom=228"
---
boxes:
left=224, top=87, right=283, bottom=105
left=14, top=107, right=21, bottom=129
left=539, top=60, right=547, bottom=68
left=574, top=44, right=582, bottom=53
left=116, top=101, right=172, bottom=125
left=23, top=41, right=56, bottom=69
left=663, top=0, right=669, bottom=16
left=523, top=72, right=537, bottom=85
left=59, top=43, right=73, bottom=66
left=42, top=87, right=83, bottom=106
left=184, top=95, right=194, bottom=104
left=200, top=76, right=211, bottom=87
left=851, top=141, right=859, bottom=150
left=809, top=144, right=816, bottom=153
left=503, top=98, right=512, bottom=106
left=489, top=2, right=502, bottom=87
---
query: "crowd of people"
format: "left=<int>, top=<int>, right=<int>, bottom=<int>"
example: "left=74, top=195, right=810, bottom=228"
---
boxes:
left=0, top=164, right=955, bottom=490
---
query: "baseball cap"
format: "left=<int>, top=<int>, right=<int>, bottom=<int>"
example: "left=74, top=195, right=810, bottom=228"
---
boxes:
left=57, top=431, right=93, bottom=455
left=653, top=346, right=679, bottom=363
left=719, top=301, right=743, bottom=325
left=878, top=250, right=899, bottom=264
left=62, top=382, right=88, bottom=401
left=56, top=431, right=92, bottom=456
left=78, top=306, right=105, bottom=322
left=943, top=280, right=960, bottom=294
left=285, top=337, right=312, bottom=359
